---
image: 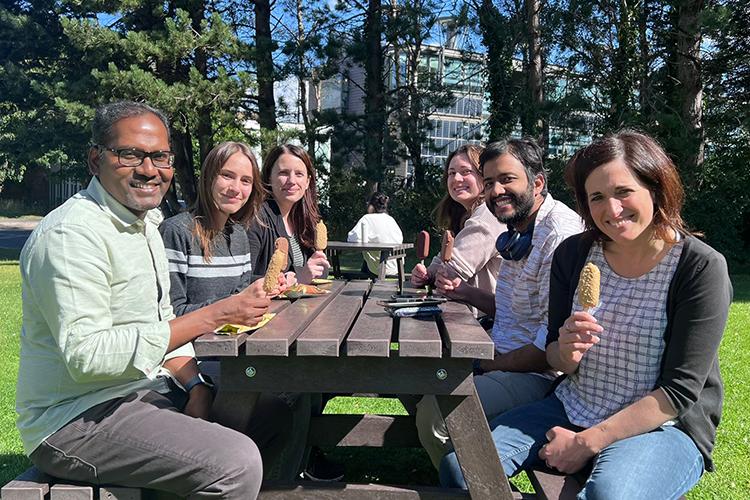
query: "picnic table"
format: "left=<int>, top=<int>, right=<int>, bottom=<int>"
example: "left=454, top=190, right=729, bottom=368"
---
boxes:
left=193, top=280, right=517, bottom=500
left=325, top=241, right=413, bottom=290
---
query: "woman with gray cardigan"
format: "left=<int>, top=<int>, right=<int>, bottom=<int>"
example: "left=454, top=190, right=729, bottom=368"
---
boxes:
left=440, top=131, right=732, bottom=499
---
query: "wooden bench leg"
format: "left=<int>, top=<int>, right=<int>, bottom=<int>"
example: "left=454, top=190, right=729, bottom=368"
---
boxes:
left=437, top=387, right=516, bottom=500
left=527, top=469, right=583, bottom=500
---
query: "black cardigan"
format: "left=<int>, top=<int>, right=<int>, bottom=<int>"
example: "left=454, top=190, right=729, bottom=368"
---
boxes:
left=547, top=232, right=732, bottom=471
left=247, top=199, right=314, bottom=280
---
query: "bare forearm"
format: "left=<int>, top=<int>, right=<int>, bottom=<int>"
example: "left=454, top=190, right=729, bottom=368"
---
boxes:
left=162, top=356, right=200, bottom=386
left=578, top=389, right=678, bottom=453
left=451, top=282, right=495, bottom=317
left=167, top=300, right=229, bottom=352
left=483, top=344, right=548, bottom=373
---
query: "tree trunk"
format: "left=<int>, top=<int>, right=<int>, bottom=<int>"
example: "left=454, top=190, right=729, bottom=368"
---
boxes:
left=172, top=128, right=197, bottom=206
left=676, top=0, right=705, bottom=172
left=478, top=0, right=518, bottom=139
left=524, top=0, right=544, bottom=147
left=406, top=43, right=424, bottom=186
left=191, top=5, right=213, bottom=165
left=296, top=0, right=316, bottom=157
left=609, top=0, right=637, bottom=129
left=254, top=0, right=277, bottom=155
left=363, top=0, right=385, bottom=184
left=638, top=0, right=650, bottom=118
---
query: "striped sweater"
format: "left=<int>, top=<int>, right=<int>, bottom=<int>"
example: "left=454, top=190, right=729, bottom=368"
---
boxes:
left=159, top=211, right=253, bottom=316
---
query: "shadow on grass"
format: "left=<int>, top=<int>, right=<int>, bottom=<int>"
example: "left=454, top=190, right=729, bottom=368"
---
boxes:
left=0, top=453, right=32, bottom=485
left=730, top=274, right=750, bottom=302
left=324, top=446, right=439, bottom=486
left=0, top=248, right=21, bottom=261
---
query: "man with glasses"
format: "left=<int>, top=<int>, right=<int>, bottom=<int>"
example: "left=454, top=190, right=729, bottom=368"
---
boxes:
left=16, top=101, right=268, bottom=498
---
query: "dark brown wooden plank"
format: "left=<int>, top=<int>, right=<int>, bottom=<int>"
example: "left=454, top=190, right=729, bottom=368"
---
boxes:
left=437, top=387, right=515, bottom=500
left=439, top=301, right=494, bottom=360
left=220, top=355, right=476, bottom=396
left=296, top=282, right=369, bottom=356
left=398, top=315, right=442, bottom=358
left=98, top=487, right=143, bottom=500
left=1, top=467, right=51, bottom=500
left=308, top=415, right=421, bottom=447
left=194, top=301, right=290, bottom=357
left=50, top=484, right=93, bottom=500
left=245, top=281, right=346, bottom=356
left=527, top=469, right=584, bottom=500
left=259, top=482, right=470, bottom=499
left=345, top=284, right=396, bottom=357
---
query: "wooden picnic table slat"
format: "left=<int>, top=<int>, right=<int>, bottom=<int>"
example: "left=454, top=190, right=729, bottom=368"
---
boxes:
left=439, top=300, right=495, bottom=360
left=397, top=315, right=443, bottom=358
left=344, top=283, right=396, bottom=357
left=221, top=355, right=477, bottom=396
left=194, top=300, right=291, bottom=357
left=296, top=281, right=370, bottom=356
left=258, top=482, right=474, bottom=499
left=245, top=280, right=346, bottom=356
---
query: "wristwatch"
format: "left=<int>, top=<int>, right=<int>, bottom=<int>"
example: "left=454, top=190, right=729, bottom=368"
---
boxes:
left=183, top=373, right=215, bottom=396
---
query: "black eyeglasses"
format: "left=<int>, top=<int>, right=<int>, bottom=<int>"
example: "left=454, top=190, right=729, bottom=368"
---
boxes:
left=97, top=146, right=175, bottom=169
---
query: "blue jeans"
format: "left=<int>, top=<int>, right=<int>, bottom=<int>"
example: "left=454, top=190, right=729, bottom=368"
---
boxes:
left=440, top=395, right=705, bottom=500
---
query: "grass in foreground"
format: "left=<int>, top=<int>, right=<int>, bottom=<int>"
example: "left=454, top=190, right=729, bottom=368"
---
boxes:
left=0, top=263, right=748, bottom=498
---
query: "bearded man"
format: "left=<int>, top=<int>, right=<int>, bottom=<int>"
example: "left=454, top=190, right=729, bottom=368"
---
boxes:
left=415, top=138, right=584, bottom=470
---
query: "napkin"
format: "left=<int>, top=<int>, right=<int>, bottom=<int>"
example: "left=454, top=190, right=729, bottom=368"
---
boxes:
left=214, top=313, right=276, bottom=335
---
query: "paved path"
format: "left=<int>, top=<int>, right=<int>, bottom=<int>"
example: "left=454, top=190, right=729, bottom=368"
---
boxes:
left=0, top=218, right=40, bottom=250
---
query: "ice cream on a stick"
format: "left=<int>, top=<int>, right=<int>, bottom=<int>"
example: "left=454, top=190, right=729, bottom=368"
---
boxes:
left=315, top=220, right=328, bottom=251
left=416, top=231, right=430, bottom=265
left=263, top=238, right=289, bottom=293
left=441, top=230, right=454, bottom=263
left=578, top=262, right=601, bottom=311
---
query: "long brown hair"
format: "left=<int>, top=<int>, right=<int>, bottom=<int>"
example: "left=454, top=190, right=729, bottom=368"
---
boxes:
left=192, top=141, right=264, bottom=261
left=564, top=130, right=688, bottom=243
left=261, top=144, right=321, bottom=249
left=434, top=144, right=485, bottom=235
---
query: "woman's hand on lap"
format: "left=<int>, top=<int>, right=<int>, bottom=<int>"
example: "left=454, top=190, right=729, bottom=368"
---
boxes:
left=538, top=426, right=596, bottom=474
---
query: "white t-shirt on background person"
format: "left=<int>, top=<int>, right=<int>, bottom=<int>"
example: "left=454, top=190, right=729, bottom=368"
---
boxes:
left=347, top=213, right=404, bottom=276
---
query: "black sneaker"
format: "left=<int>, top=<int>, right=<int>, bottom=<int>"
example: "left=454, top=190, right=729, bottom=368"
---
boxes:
left=302, top=448, right=345, bottom=482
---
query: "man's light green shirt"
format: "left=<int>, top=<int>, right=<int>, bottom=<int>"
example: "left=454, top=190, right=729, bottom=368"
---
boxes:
left=16, top=177, right=193, bottom=455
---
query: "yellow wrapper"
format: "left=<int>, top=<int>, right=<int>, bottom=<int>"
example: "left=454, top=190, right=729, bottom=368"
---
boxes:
left=214, top=313, right=276, bottom=335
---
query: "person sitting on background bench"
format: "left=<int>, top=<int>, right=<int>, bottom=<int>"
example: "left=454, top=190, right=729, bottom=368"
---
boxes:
left=440, top=130, right=732, bottom=499
left=16, top=101, right=271, bottom=499
left=347, top=191, right=403, bottom=278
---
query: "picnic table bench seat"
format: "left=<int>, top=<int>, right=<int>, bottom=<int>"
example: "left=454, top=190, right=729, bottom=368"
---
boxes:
left=1, top=466, right=142, bottom=500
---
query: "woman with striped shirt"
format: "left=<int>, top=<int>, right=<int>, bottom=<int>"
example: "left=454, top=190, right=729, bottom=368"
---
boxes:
left=160, top=141, right=279, bottom=315
left=159, top=141, right=304, bottom=482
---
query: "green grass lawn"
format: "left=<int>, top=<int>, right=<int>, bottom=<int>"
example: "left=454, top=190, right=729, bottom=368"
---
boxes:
left=1, top=261, right=748, bottom=497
